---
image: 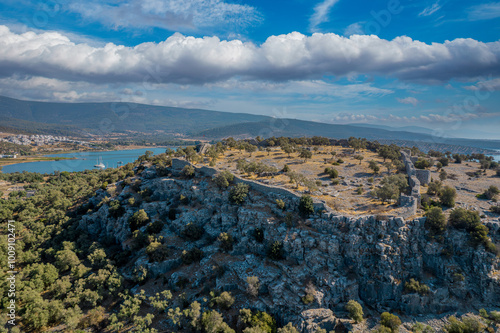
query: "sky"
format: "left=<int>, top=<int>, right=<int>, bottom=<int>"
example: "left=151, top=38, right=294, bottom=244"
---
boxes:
left=0, top=0, right=499, bottom=139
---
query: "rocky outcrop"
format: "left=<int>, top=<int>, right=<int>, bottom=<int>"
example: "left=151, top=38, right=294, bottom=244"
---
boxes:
left=78, top=160, right=500, bottom=332
left=174, top=158, right=331, bottom=213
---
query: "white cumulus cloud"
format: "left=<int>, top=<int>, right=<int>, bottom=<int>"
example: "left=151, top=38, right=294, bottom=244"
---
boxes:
left=0, top=26, right=499, bottom=86
left=397, top=97, right=419, bottom=106
left=464, top=78, right=500, bottom=91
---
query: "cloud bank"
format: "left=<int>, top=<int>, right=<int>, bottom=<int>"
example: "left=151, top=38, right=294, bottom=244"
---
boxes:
left=0, top=26, right=499, bottom=86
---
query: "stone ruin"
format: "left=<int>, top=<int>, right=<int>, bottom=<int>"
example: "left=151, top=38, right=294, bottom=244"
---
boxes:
left=399, top=149, right=428, bottom=217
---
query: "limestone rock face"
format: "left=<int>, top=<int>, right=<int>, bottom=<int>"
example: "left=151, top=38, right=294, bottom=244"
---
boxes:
left=78, top=161, right=500, bottom=332
left=297, top=309, right=339, bottom=332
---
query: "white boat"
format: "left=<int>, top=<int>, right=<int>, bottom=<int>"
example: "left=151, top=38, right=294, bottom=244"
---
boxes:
left=94, top=157, right=105, bottom=169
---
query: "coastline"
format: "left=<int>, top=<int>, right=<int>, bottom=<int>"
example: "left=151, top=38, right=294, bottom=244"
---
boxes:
left=0, top=145, right=170, bottom=168
left=0, top=156, right=76, bottom=167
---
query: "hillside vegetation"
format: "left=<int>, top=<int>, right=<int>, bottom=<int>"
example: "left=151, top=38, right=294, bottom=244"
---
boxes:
left=1, top=138, right=499, bottom=332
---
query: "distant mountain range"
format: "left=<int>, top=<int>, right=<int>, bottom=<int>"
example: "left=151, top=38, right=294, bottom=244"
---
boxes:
left=0, top=95, right=499, bottom=153
left=346, top=123, right=436, bottom=136
left=349, top=123, right=500, bottom=141
left=0, top=95, right=268, bottom=136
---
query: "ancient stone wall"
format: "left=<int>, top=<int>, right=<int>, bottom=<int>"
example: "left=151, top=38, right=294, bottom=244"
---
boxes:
left=173, top=158, right=330, bottom=213
left=172, top=157, right=423, bottom=220
left=400, top=150, right=420, bottom=215
left=416, top=169, right=431, bottom=185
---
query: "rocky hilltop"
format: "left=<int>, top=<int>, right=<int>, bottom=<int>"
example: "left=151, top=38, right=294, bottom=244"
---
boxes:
left=79, top=158, right=500, bottom=332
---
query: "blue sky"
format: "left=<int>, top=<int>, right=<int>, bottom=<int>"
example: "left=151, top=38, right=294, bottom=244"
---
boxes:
left=0, top=0, right=499, bottom=139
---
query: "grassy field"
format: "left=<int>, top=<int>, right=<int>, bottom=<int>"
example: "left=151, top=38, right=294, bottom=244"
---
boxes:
left=209, top=145, right=399, bottom=216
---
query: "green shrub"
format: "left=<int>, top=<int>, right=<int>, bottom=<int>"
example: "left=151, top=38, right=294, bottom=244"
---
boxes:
left=404, top=279, right=430, bottom=295
left=427, top=181, right=442, bottom=196
left=324, top=167, right=339, bottom=179
left=253, top=228, right=264, bottom=243
left=210, top=291, right=235, bottom=310
left=179, top=194, right=189, bottom=205
left=301, top=294, right=314, bottom=304
left=412, top=322, right=434, bottom=333
left=282, top=164, right=290, bottom=173
left=491, top=205, right=500, bottom=214
left=228, top=183, right=249, bottom=205
left=182, top=165, right=195, bottom=178
left=444, top=316, right=484, bottom=333
left=276, top=199, right=286, bottom=210
left=237, top=159, right=278, bottom=175
left=380, top=312, right=401, bottom=333
left=439, top=186, right=457, bottom=207
left=181, top=223, right=205, bottom=241
left=439, top=157, right=449, bottom=167
left=181, top=248, right=203, bottom=265
left=213, top=171, right=234, bottom=189
left=298, top=195, right=314, bottom=217
left=373, top=326, right=392, bottom=333
left=129, top=209, right=149, bottom=231
left=345, top=300, right=363, bottom=323
left=217, top=232, right=234, bottom=252
left=284, top=212, right=295, bottom=228
left=374, top=174, right=408, bottom=203
left=140, top=187, right=153, bottom=201
left=489, top=310, right=500, bottom=323
left=241, top=310, right=276, bottom=333
left=278, top=323, right=299, bottom=333
left=146, top=241, right=169, bottom=262
left=201, top=310, right=235, bottom=333
left=469, top=223, right=489, bottom=246
left=368, top=160, right=380, bottom=174
left=108, top=200, right=125, bottom=218
left=478, top=185, right=499, bottom=200
left=267, top=241, right=284, bottom=260
left=425, top=207, right=447, bottom=235
left=449, top=208, right=481, bottom=231
left=55, top=248, right=80, bottom=272
left=415, top=159, right=433, bottom=169
left=146, top=220, right=163, bottom=234
left=299, top=149, right=313, bottom=162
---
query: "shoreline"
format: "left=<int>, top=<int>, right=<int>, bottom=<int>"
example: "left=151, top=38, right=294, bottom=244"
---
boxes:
left=0, top=156, right=76, bottom=167
left=0, top=146, right=170, bottom=168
